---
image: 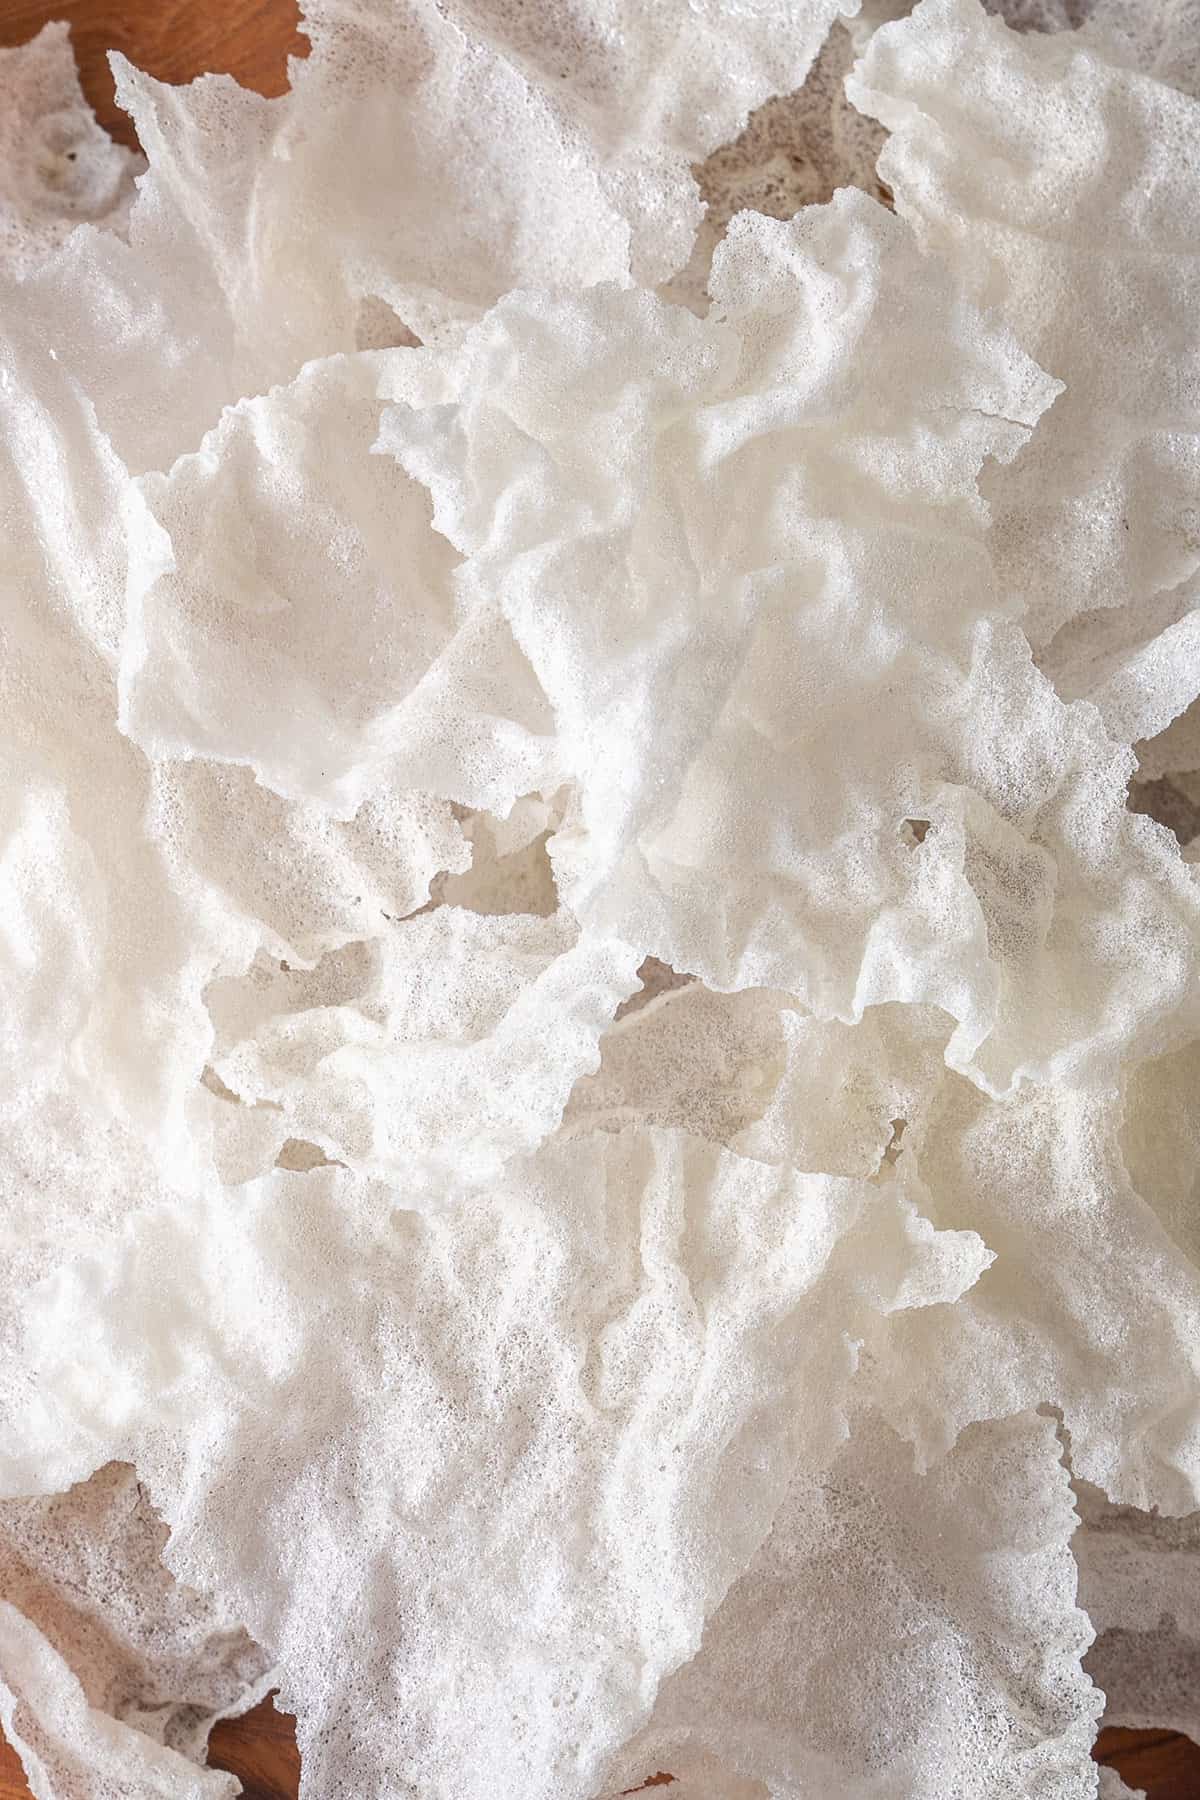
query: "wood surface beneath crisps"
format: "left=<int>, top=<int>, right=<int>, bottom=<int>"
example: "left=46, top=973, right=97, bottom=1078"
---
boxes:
left=0, top=0, right=306, bottom=145
left=2, top=1713, right=1200, bottom=1798
left=0, top=1, right=1198, bottom=1797
left=0, top=1693, right=301, bottom=1799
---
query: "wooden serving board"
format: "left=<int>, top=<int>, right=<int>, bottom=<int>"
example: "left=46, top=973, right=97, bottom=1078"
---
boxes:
left=0, top=0, right=306, bottom=143
left=0, top=1701, right=1199, bottom=1800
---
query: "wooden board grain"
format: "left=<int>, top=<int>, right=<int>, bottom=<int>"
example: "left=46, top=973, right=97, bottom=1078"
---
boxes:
left=0, top=2, right=1198, bottom=1798
left=1094, top=1726, right=1200, bottom=1799
left=0, top=1694, right=301, bottom=1800
left=3, top=1712, right=1200, bottom=1799
left=0, top=0, right=306, bottom=145
left=207, top=1695, right=303, bottom=1800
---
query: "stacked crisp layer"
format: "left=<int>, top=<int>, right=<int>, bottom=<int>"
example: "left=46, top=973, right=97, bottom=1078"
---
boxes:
left=0, top=2, right=1197, bottom=1796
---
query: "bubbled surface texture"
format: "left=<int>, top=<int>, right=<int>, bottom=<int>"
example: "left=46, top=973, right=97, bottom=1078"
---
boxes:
left=0, top=1, right=1199, bottom=1797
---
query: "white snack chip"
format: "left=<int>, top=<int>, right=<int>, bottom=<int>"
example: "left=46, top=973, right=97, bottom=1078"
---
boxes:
left=848, top=0, right=1200, bottom=700
left=0, top=1604, right=239, bottom=1800
left=0, top=23, right=141, bottom=275
left=206, top=907, right=642, bottom=1186
left=0, top=1463, right=272, bottom=1776
left=13, top=1136, right=987, bottom=1800
left=1, top=1, right=1199, bottom=1794
left=385, top=191, right=1198, bottom=1092
left=600, top=1412, right=1101, bottom=1799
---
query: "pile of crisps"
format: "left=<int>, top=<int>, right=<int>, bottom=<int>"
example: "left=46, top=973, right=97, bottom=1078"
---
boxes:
left=0, top=2, right=1198, bottom=1795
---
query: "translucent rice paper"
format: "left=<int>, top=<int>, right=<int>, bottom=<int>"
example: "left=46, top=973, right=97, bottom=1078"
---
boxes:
left=0, top=23, right=141, bottom=274
left=864, top=1066, right=1200, bottom=1512
left=121, top=350, right=559, bottom=815
left=599, top=1412, right=1102, bottom=1799
left=0, top=1612, right=237, bottom=1800
left=205, top=908, right=642, bottom=1185
left=1073, top=1479, right=1200, bottom=1745
left=2, top=1, right=1200, bottom=1796
left=990, top=0, right=1200, bottom=94
left=872, top=0, right=1200, bottom=92
left=847, top=0, right=1200, bottom=727
left=13, top=0, right=849, bottom=475
left=383, top=191, right=1198, bottom=1093
left=11, top=1136, right=987, bottom=1800
left=0, top=1464, right=272, bottom=1798
left=0, top=279, right=468, bottom=1344
left=0, top=291, right=223, bottom=1236
left=569, top=980, right=1200, bottom=1508
left=656, top=21, right=891, bottom=309
left=294, top=0, right=853, bottom=307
